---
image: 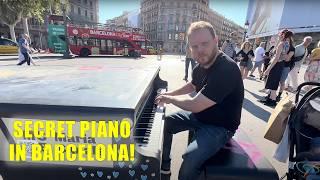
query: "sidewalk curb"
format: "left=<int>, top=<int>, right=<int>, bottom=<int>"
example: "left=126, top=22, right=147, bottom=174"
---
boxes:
left=0, top=55, right=63, bottom=61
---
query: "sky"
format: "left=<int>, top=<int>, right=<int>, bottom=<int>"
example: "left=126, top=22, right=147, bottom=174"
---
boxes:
left=99, top=0, right=249, bottom=26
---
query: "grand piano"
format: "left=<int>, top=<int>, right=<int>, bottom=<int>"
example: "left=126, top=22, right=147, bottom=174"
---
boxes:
left=0, top=62, right=167, bottom=180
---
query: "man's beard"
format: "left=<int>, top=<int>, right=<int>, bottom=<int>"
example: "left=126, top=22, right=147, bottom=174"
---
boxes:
left=198, top=49, right=217, bottom=67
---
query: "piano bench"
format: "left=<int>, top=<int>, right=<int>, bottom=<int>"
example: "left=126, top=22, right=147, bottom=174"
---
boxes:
left=189, top=129, right=279, bottom=180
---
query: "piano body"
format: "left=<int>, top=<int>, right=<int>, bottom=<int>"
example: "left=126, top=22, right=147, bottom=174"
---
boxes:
left=0, top=63, right=167, bottom=180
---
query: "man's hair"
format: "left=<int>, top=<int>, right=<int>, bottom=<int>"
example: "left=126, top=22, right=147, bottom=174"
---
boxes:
left=304, top=36, right=312, bottom=43
left=187, top=21, right=216, bottom=42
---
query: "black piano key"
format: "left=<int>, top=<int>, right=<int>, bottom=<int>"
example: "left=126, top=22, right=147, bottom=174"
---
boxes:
left=134, top=137, right=149, bottom=144
left=135, top=123, right=153, bottom=128
left=133, top=130, right=151, bottom=137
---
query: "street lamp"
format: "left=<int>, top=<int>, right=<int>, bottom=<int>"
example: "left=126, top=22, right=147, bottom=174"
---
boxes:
left=60, top=0, right=73, bottom=59
left=243, top=20, right=249, bottom=42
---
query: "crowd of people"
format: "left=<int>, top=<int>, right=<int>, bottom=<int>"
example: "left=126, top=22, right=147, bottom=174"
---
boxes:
left=184, top=29, right=320, bottom=107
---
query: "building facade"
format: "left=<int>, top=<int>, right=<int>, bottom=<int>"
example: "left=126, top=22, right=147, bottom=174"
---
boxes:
left=0, top=0, right=99, bottom=50
left=140, top=0, right=244, bottom=53
left=207, top=10, right=245, bottom=47
left=107, top=10, right=141, bottom=28
left=68, top=0, right=99, bottom=25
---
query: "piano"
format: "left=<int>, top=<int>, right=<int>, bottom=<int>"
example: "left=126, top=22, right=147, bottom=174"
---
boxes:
left=0, top=62, right=167, bottom=180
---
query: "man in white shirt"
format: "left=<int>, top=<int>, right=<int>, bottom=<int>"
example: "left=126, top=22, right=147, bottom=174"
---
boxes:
left=249, top=42, right=266, bottom=79
left=286, top=36, right=312, bottom=91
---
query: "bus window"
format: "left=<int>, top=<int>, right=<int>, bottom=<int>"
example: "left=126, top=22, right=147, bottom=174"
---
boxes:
left=77, top=38, right=83, bottom=46
left=88, top=38, right=95, bottom=46
left=95, top=39, right=101, bottom=47
left=101, top=39, right=106, bottom=51
left=83, top=38, right=88, bottom=46
left=112, top=40, right=120, bottom=48
left=69, top=36, right=76, bottom=45
left=124, top=41, right=133, bottom=48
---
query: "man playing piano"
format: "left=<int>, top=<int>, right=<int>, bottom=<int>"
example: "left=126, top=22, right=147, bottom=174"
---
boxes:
left=155, top=21, right=244, bottom=180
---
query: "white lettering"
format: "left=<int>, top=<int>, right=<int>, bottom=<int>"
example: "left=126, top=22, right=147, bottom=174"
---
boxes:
left=89, top=30, right=115, bottom=36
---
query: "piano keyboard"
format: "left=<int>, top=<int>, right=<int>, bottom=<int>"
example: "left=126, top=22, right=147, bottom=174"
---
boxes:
left=134, top=88, right=166, bottom=158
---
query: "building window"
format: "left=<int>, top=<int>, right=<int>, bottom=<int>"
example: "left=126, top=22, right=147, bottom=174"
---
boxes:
left=78, top=7, right=81, bottom=15
left=90, top=1, right=93, bottom=8
left=90, top=13, right=93, bottom=20
left=175, top=25, right=179, bottom=31
left=71, top=5, right=74, bottom=13
left=85, top=10, right=88, bottom=17
left=84, top=0, right=87, bottom=4
left=168, top=24, right=174, bottom=30
left=168, top=34, right=172, bottom=40
left=175, top=34, right=178, bottom=40
left=78, top=0, right=81, bottom=3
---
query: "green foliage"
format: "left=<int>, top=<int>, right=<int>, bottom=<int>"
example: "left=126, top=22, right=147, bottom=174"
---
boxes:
left=0, top=0, right=23, bottom=25
left=0, top=0, right=65, bottom=24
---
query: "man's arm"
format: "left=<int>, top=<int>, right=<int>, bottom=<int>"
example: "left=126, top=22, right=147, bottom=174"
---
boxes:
left=164, top=82, right=195, bottom=96
left=155, top=92, right=215, bottom=113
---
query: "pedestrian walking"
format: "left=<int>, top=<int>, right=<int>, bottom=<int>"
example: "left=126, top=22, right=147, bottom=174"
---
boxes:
left=17, top=34, right=32, bottom=66
left=286, top=36, right=312, bottom=91
left=249, top=42, right=266, bottom=79
left=157, top=45, right=163, bottom=61
left=221, top=32, right=237, bottom=60
left=278, top=38, right=295, bottom=101
left=260, top=29, right=293, bottom=106
left=235, top=41, right=254, bottom=79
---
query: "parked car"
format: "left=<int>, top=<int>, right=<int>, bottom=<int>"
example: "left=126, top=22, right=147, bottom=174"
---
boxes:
left=146, top=46, right=157, bottom=55
left=0, top=38, right=18, bottom=54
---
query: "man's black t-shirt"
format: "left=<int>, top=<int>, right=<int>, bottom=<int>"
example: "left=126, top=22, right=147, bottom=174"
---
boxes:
left=191, top=52, right=244, bottom=132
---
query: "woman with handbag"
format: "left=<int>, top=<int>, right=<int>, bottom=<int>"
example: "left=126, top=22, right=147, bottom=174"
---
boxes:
left=260, top=29, right=294, bottom=106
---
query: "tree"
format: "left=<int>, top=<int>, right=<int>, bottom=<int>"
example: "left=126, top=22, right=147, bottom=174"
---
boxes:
left=0, top=0, right=63, bottom=41
left=0, top=0, right=24, bottom=42
left=21, top=0, right=62, bottom=36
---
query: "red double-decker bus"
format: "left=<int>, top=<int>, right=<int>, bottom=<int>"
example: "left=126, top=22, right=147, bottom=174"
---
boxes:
left=67, top=25, right=148, bottom=57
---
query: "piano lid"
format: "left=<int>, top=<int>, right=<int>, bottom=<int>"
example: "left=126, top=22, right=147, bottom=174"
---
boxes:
left=0, top=60, right=160, bottom=111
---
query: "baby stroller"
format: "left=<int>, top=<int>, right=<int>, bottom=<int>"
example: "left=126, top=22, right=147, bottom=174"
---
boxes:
left=285, top=82, right=320, bottom=180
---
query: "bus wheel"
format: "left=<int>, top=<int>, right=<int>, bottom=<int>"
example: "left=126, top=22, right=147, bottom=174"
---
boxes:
left=80, top=48, right=90, bottom=57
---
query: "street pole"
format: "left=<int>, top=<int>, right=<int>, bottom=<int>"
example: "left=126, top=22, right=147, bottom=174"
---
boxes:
left=243, top=30, right=247, bottom=43
left=61, top=1, right=73, bottom=59
left=180, top=41, right=182, bottom=60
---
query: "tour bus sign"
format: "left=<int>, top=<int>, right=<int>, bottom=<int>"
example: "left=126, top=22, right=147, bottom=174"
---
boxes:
left=68, top=27, right=145, bottom=41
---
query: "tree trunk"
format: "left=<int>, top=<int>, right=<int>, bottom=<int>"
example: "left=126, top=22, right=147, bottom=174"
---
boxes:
left=22, top=18, right=29, bottom=37
left=9, top=25, right=17, bottom=42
